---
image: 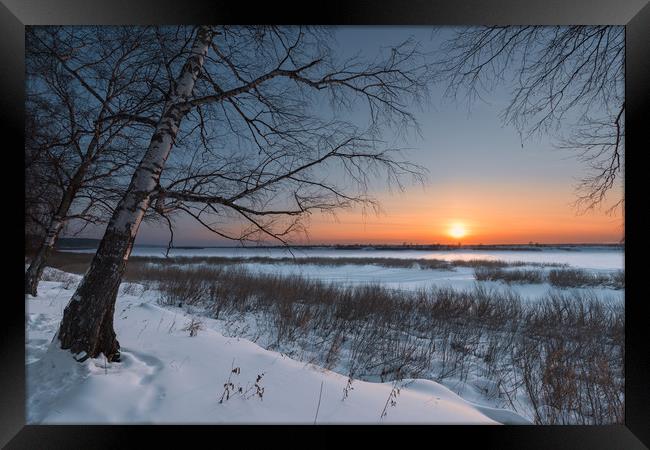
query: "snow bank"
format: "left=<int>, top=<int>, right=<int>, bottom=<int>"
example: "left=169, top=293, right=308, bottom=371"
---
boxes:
left=26, top=278, right=525, bottom=424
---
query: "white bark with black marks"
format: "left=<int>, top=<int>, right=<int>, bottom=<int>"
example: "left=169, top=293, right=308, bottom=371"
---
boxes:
left=24, top=217, right=64, bottom=296
left=25, top=163, right=86, bottom=296
left=57, top=26, right=214, bottom=361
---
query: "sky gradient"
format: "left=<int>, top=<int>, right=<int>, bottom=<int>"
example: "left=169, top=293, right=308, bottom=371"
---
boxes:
left=72, top=26, right=625, bottom=246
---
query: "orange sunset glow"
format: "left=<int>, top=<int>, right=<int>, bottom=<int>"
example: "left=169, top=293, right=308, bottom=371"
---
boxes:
left=293, top=182, right=624, bottom=245
left=154, top=179, right=624, bottom=247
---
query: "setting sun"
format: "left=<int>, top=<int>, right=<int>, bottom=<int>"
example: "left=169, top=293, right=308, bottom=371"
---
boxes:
left=448, top=223, right=468, bottom=240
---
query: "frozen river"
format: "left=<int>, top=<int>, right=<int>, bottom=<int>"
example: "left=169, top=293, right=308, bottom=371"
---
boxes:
left=63, top=245, right=624, bottom=301
left=80, top=245, right=625, bottom=270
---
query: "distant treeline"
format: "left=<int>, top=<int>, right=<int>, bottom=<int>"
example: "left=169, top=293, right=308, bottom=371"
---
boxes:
left=285, top=243, right=624, bottom=251
left=53, top=238, right=623, bottom=252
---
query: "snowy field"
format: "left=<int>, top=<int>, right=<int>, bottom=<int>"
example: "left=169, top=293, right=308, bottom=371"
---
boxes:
left=26, top=273, right=527, bottom=424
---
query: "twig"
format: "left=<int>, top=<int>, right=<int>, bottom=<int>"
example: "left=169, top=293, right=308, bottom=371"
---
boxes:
left=314, top=381, right=324, bottom=424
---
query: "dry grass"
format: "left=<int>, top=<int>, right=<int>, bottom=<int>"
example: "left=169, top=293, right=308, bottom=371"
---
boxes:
left=475, top=266, right=624, bottom=289
left=40, top=267, right=79, bottom=290
left=474, top=267, right=545, bottom=284
left=548, top=269, right=624, bottom=289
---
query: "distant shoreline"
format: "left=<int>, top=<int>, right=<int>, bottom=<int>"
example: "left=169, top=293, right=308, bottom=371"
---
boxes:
left=55, top=238, right=624, bottom=252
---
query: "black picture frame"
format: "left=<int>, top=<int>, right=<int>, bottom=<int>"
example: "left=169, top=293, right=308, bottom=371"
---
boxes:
left=3, top=1, right=649, bottom=448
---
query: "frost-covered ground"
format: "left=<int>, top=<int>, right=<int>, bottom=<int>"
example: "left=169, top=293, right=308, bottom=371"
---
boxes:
left=26, top=271, right=527, bottom=424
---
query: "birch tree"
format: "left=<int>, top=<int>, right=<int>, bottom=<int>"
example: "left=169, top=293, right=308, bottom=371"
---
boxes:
left=25, top=108, right=63, bottom=251
left=55, top=25, right=432, bottom=361
left=24, top=26, right=167, bottom=296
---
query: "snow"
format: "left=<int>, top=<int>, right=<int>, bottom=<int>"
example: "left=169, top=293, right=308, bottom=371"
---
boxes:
left=63, top=246, right=625, bottom=270
left=26, top=274, right=525, bottom=424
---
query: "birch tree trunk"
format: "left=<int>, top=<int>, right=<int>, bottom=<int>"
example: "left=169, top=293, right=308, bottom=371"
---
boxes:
left=24, top=198, right=71, bottom=297
left=25, top=111, right=106, bottom=297
left=56, top=26, right=213, bottom=361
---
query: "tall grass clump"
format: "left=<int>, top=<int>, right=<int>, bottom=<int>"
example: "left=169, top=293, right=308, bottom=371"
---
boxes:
left=548, top=269, right=624, bottom=289
left=475, top=266, right=624, bottom=289
left=474, top=267, right=544, bottom=284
